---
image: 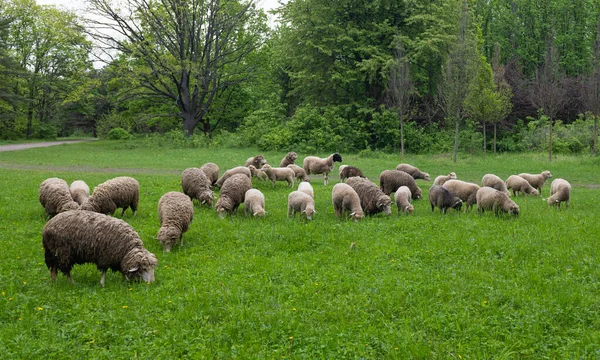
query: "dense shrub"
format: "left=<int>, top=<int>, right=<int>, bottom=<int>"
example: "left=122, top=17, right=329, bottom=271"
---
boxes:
left=107, top=127, right=132, bottom=140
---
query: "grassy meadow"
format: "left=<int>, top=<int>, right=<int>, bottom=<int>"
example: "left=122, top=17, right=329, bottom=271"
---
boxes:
left=0, top=140, right=599, bottom=358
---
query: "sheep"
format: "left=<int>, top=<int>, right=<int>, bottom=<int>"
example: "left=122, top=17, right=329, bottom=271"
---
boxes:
left=395, top=163, right=430, bottom=181
left=69, top=180, right=90, bottom=205
left=346, top=177, right=392, bottom=216
left=279, top=152, right=298, bottom=167
left=547, top=178, right=571, bottom=208
left=248, top=165, right=269, bottom=181
left=378, top=170, right=422, bottom=199
left=481, top=174, right=510, bottom=196
left=442, top=179, right=480, bottom=212
left=518, top=171, right=553, bottom=195
left=245, top=155, right=267, bottom=169
left=476, top=187, right=520, bottom=216
left=80, top=176, right=140, bottom=217
left=332, top=183, right=364, bottom=221
left=429, top=184, right=463, bottom=213
left=506, top=175, right=539, bottom=197
left=298, top=181, right=314, bottom=198
left=244, top=189, right=266, bottom=217
left=287, top=164, right=310, bottom=182
left=287, top=190, right=316, bottom=220
left=433, top=172, right=457, bottom=186
left=214, top=166, right=252, bottom=188
left=157, top=192, right=194, bottom=252
left=394, top=186, right=414, bottom=215
left=42, top=210, right=158, bottom=287
left=216, top=174, right=252, bottom=219
left=303, top=153, right=343, bottom=185
left=261, top=164, right=295, bottom=188
left=200, top=162, right=219, bottom=186
left=39, top=178, right=79, bottom=217
left=181, top=167, right=215, bottom=207
left=339, top=165, right=366, bottom=182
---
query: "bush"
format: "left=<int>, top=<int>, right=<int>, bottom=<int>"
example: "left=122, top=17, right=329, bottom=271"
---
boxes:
left=107, top=128, right=132, bottom=140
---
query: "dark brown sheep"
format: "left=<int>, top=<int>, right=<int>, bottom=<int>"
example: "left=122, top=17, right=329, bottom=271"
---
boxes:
left=346, top=177, right=391, bottom=216
left=429, top=185, right=463, bottom=213
left=216, top=174, right=252, bottom=218
left=379, top=170, right=422, bottom=199
left=339, top=166, right=366, bottom=182
left=80, top=176, right=140, bottom=216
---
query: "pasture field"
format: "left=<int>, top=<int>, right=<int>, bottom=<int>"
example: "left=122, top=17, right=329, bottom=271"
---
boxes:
left=0, top=140, right=599, bottom=358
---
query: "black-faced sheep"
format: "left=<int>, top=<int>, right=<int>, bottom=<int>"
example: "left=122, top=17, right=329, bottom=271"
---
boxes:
left=279, top=152, right=298, bottom=167
left=378, top=170, right=422, bottom=199
left=298, top=181, right=314, bottom=199
left=261, top=164, right=295, bottom=188
left=346, top=177, right=392, bottom=216
left=339, top=165, right=366, bottom=182
left=69, top=180, right=90, bottom=205
left=287, top=164, right=310, bottom=182
left=433, top=172, right=457, bottom=186
left=394, top=186, right=414, bottom=215
left=248, top=165, right=269, bottom=181
left=287, top=190, right=316, bottom=220
left=332, top=183, right=364, bottom=221
left=303, top=153, right=343, bottom=185
left=215, top=166, right=252, bottom=188
left=429, top=184, right=463, bottom=213
left=245, top=155, right=267, bottom=169
left=442, top=179, right=480, bottom=211
left=506, top=175, right=539, bottom=197
left=182, top=167, right=215, bottom=207
left=395, top=163, right=430, bottom=181
left=216, top=174, right=252, bottom=219
left=80, top=176, right=139, bottom=216
left=476, top=187, right=520, bottom=216
left=547, top=178, right=571, bottom=208
left=43, top=210, right=158, bottom=287
left=518, top=171, right=552, bottom=195
left=157, top=192, right=194, bottom=252
left=244, top=189, right=266, bottom=217
left=39, top=178, right=79, bottom=217
left=481, top=174, right=510, bottom=196
left=200, top=162, right=219, bottom=186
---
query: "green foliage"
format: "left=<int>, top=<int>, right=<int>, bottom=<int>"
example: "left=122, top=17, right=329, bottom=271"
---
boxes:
left=368, top=109, right=400, bottom=152
left=107, top=128, right=132, bottom=140
left=32, top=122, right=57, bottom=139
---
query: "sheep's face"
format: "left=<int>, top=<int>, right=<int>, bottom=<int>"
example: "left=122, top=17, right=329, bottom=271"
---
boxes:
left=510, top=204, right=520, bottom=216
left=405, top=205, right=414, bottom=215
left=449, top=172, right=457, bottom=180
left=200, top=191, right=215, bottom=207
left=124, top=250, right=158, bottom=283
left=542, top=171, right=552, bottom=179
left=157, top=226, right=180, bottom=252
left=423, top=173, right=431, bottom=181
left=332, top=153, right=343, bottom=162
left=350, top=211, right=364, bottom=221
left=253, top=209, right=266, bottom=217
left=303, top=206, right=315, bottom=220
left=217, top=207, right=228, bottom=219
left=288, top=152, right=298, bottom=162
left=528, top=188, right=539, bottom=196
left=452, top=199, right=463, bottom=211
left=378, top=199, right=392, bottom=216
left=255, top=156, right=267, bottom=167
left=414, top=189, right=423, bottom=200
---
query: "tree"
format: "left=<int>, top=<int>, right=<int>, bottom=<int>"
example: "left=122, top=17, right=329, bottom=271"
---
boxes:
left=490, top=43, right=513, bottom=154
left=581, top=14, right=600, bottom=157
left=386, top=39, right=413, bottom=158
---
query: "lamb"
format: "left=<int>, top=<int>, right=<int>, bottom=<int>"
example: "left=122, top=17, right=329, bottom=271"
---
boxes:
left=394, top=186, right=414, bottom=215
left=476, top=187, right=520, bottom=216
left=248, top=165, right=269, bottom=181
left=395, top=163, right=430, bottom=181
left=287, top=164, right=310, bottom=182
left=518, top=171, right=553, bottom=195
left=346, top=177, right=392, bottom=216
left=506, top=175, right=539, bottom=197
left=287, top=190, right=316, bottom=220
left=547, top=178, right=571, bottom=208
left=279, top=152, right=298, bottom=167
left=214, top=166, right=252, bottom=188
left=378, top=170, right=422, bottom=199
left=433, top=172, right=457, bottom=186
left=429, top=184, right=463, bottom=213
left=157, top=192, right=194, bottom=252
left=261, top=164, right=295, bottom=188
left=303, top=153, right=343, bottom=185
left=245, top=155, right=267, bottom=169
left=42, top=210, right=158, bottom=287
left=442, top=180, right=480, bottom=211
left=200, top=162, right=219, bottom=186
left=244, top=189, right=266, bottom=217
left=79, top=176, right=140, bottom=216
left=332, top=183, right=365, bottom=221
left=39, top=178, right=79, bottom=217
left=339, top=165, right=366, bottom=182
left=181, top=167, right=215, bottom=207
left=481, top=174, right=510, bottom=196
left=69, top=180, right=90, bottom=205
left=298, top=181, right=314, bottom=198
left=216, top=173, right=252, bottom=219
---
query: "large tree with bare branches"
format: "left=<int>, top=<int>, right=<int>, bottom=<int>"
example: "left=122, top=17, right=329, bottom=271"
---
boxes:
left=386, top=39, right=413, bottom=158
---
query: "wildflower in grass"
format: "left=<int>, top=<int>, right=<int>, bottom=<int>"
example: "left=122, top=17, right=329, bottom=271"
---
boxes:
left=23, top=281, right=26, bottom=285
left=89, top=339, right=95, bottom=344
left=122, top=306, right=128, bottom=309
left=9, top=298, right=13, bottom=301
left=37, top=307, right=43, bottom=311
left=292, top=308, right=296, bottom=311
left=395, top=348, right=398, bottom=351
left=1, top=292, right=5, bottom=296
left=289, top=336, right=293, bottom=340
left=18, top=318, right=22, bottom=321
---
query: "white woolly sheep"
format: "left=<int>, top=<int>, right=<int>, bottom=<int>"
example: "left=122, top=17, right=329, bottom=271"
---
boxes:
left=200, top=162, right=219, bottom=186
left=481, top=174, right=510, bottom=196
left=245, top=155, right=267, bottom=169
left=248, top=165, right=269, bottom=181
left=339, top=165, right=366, bottom=182
left=182, top=167, right=215, bottom=207
left=346, top=177, right=392, bottom=216
left=433, top=172, right=457, bottom=186
left=216, top=174, right=252, bottom=219
left=279, top=152, right=298, bottom=167
left=547, top=178, right=571, bottom=208
left=43, top=210, right=158, bottom=287
left=39, top=178, right=79, bottom=217
left=442, top=179, right=480, bottom=212
left=429, top=184, right=463, bottom=213
left=261, top=164, right=295, bottom=188
left=303, top=153, right=343, bottom=185
left=395, top=163, right=430, bottom=181
left=379, top=170, right=422, bottom=199
left=518, top=171, right=553, bottom=195
left=69, top=180, right=90, bottom=205
left=287, top=164, right=310, bottom=182
left=332, top=183, right=364, bottom=221
left=215, top=166, right=252, bottom=188
left=287, top=190, right=316, bottom=220
left=244, top=189, right=266, bottom=217
left=394, top=186, right=414, bottom=215
left=298, top=181, right=314, bottom=198
left=476, top=187, right=520, bottom=216
left=506, top=175, right=539, bottom=197
left=157, top=192, right=194, bottom=252
left=80, top=176, right=140, bottom=216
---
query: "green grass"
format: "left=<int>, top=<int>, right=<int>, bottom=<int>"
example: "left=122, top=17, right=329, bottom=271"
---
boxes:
left=0, top=140, right=599, bottom=358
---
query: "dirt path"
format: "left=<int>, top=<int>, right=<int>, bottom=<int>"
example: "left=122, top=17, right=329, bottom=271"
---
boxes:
left=0, top=139, right=95, bottom=152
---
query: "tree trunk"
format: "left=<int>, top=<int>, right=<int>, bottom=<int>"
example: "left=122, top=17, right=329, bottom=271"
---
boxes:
left=400, top=115, right=405, bottom=158
left=182, top=112, right=197, bottom=136
left=453, top=117, right=460, bottom=163
left=594, top=114, right=598, bottom=157
left=549, top=117, right=553, bottom=162
left=483, top=120, right=487, bottom=158
left=493, top=122, right=497, bottom=154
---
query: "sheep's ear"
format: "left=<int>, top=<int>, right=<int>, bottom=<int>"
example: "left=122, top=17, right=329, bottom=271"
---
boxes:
left=201, top=200, right=206, bottom=204
left=350, top=211, right=356, bottom=216
left=128, top=267, right=138, bottom=273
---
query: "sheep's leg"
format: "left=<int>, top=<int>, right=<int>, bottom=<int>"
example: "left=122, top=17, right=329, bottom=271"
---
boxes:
left=100, top=271, right=106, bottom=287
left=287, top=205, right=292, bottom=218
left=180, top=235, right=184, bottom=247
left=50, top=267, right=57, bottom=281
left=324, top=173, right=329, bottom=186
left=66, top=273, right=75, bottom=285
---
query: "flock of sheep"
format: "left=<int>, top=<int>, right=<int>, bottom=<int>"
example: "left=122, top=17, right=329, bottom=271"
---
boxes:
left=37, top=150, right=571, bottom=287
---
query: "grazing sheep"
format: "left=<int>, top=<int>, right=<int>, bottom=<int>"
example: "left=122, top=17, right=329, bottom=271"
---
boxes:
left=298, top=181, right=314, bottom=198
left=157, top=192, right=194, bottom=252
left=476, top=187, right=520, bottom=216
left=547, top=178, right=571, bottom=208
left=200, top=162, right=219, bottom=186
left=182, top=167, right=215, bottom=207
left=42, top=210, right=158, bottom=287
left=395, top=163, right=431, bottom=181
left=214, top=166, right=252, bottom=188
left=339, top=165, right=366, bottom=182
left=433, top=172, right=457, bottom=186
left=303, top=153, right=343, bottom=185
left=394, top=186, right=414, bottom=215
left=245, top=155, right=267, bottom=169
left=379, top=170, right=422, bottom=199
left=287, top=191, right=316, bottom=220
left=518, top=171, right=553, bottom=195
left=346, top=177, right=392, bottom=216
left=248, top=165, right=269, bottom=181
left=429, top=184, right=463, bottom=213
left=332, top=183, right=364, bottom=221
left=279, top=152, right=298, bottom=167
left=80, top=176, right=139, bottom=216
left=506, top=175, right=539, bottom=197
left=244, top=189, right=266, bottom=217
left=39, top=178, right=79, bottom=217
left=69, top=180, right=90, bottom=205
left=481, top=174, right=510, bottom=196
left=442, top=179, right=480, bottom=211
left=287, top=164, right=310, bottom=182
left=261, top=164, right=295, bottom=188
left=216, top=174, right=252, bottom=219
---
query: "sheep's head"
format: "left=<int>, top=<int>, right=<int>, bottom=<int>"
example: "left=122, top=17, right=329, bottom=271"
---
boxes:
left=378, top=197, right=392, bottom=216
left=510, top=204, right=520, bottom=216
left=449, top=172, right=457, bottom=180
left=200, top=190, right=215, bottom=207
left=405, top=204, right=415, bottom=215
left=350, top=210, right=365, bottom=221
left=157, top=226, right=180, bottom=252
left=303, top=206, right=316, bottom=220
left=332, top=153, right=343, bottom=162
left=122, top=249, right=158, bottom=283
left=287, top=152, right=298, bottom=162
left=423, top=173, right=431, bottom=181
left=413, top=188, right=423, bottom=200
left=542, top=170, right=553, bottom=179
left=255, top=155, right=267, bottom=167
left=253, top=209, right=266, bottom=217
left=529, top=188, right=539, bottom=196
left=452, top=199, right=463, bottom=211
left=216, top=206, right=228, bottom=219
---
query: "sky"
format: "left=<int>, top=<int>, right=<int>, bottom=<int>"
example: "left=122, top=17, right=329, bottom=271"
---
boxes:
left=37, top=0, right=285, bottom=13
